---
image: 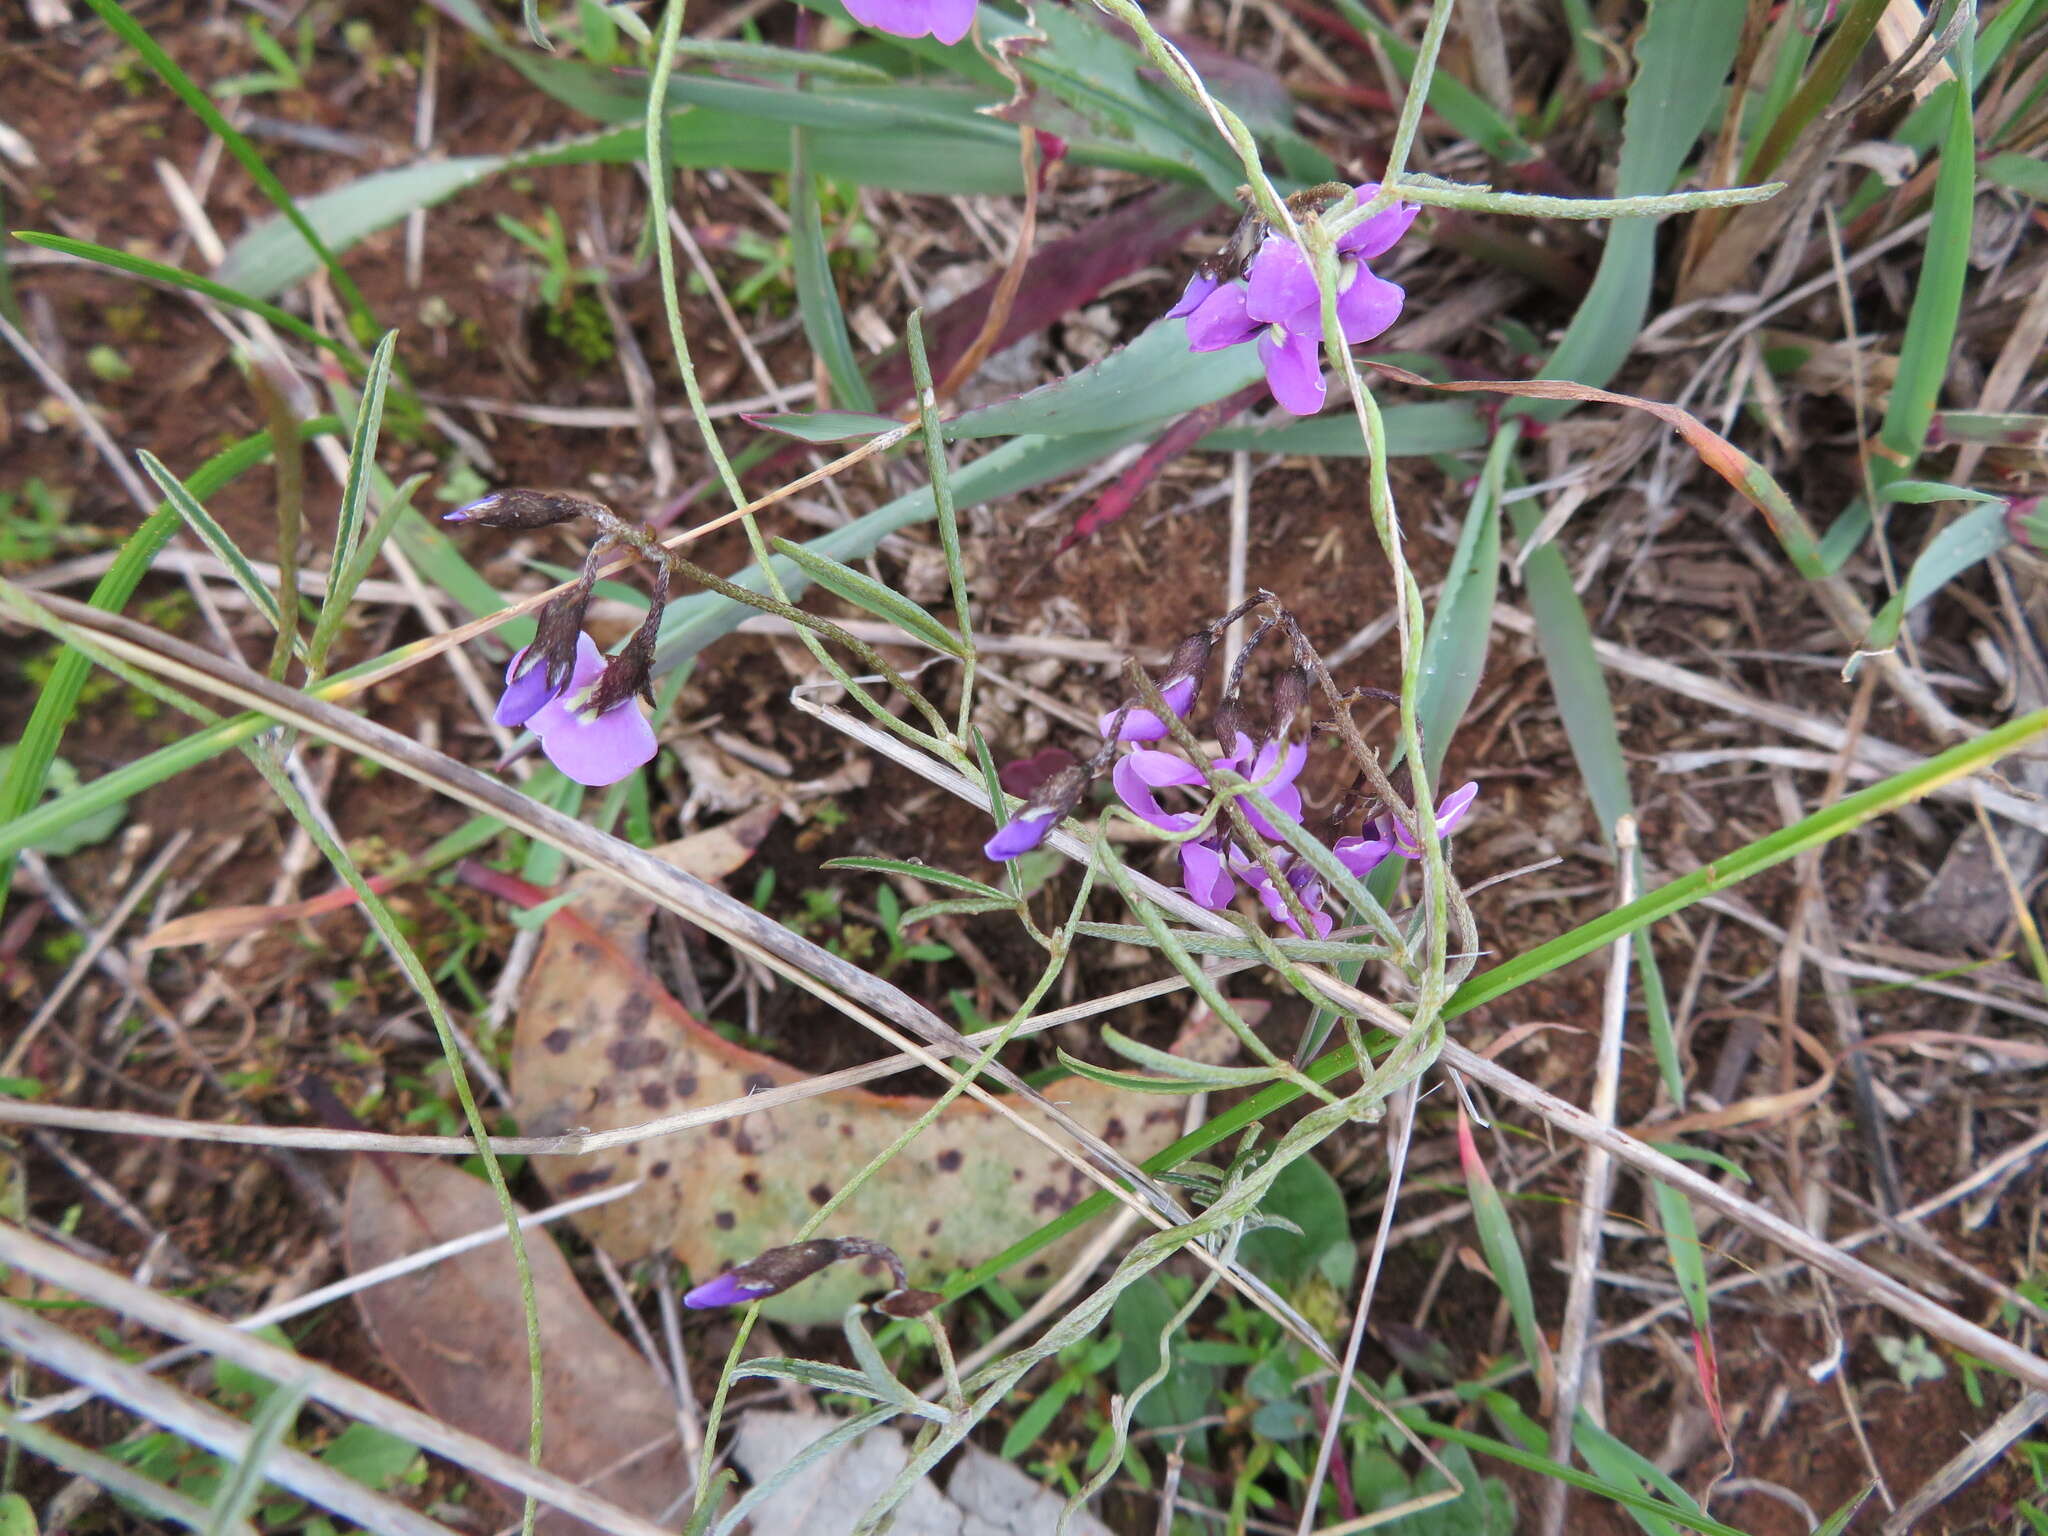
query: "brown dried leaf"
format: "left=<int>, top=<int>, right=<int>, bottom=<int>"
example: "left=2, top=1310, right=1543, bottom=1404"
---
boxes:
left=342, top=1157, right=692, bottom=1536
left=509, top=825, right=1185, bottom=1325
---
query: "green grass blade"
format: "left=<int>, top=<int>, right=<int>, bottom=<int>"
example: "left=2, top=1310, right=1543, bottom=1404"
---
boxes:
left=8, top=233, right=353, bottom=362
left=80, top=0, right=380, bottom=340
left=324, top=332, right=400, bottom=634
left=205, top=1381, right=310, bottom=1536
left=307, top=472, right=429, bottom=673
left=822, top=856, right=1009, bottom=901
left=1513, top=0, right=1746, bottom=415
left=1649, top=1177, right=1711, bottom=1336
left=789, top=130, right=874, bottom=415
left=1325, top=0, right=1537, bottom=162
left=767, top=537, right=965, bottom=655
left=136, top=450, right=285, bottom=633
left=1875, top=14, right=1976, bottom=477
left=1416, top=423, right=1511, bottom=776
left=1457, top=1109, right=1549, bottom=1390
left=1509, top=495, right=1682, bottom=1101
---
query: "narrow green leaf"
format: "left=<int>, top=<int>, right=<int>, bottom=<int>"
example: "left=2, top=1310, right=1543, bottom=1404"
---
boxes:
left=900, top=896, right=1014, bottom=923
left=1196, top=399, right=1486, bottom=456
left=1099, top=1026, right=1293, bottom=1087
left=1812, top=1483, right=1878, bottom=1536
left=1053, top=1051, right=1235, bottom=1095
left=8, top=233, right=352, bottom=361
left=136, top=451, right=285, bottom=633
left=308, top=472, right=429, bottom=672
left=1417, top=423, right=1511, bottom=775
left=767, top=537, right=965, bottom=655
left=823, top=856, right=1009, bottom=900
left=327, top=332, right=401, bottom=628
left=1856, top=499, right=2011, bottom=656
left=1324, top=0, right=1537, bottom=163
left=789, top=130, right=874, bottom=415
left=1650, top=1180, right=1711, bottom=1336
left=0, top=417, right=338, bottom=916
left=1457, top=1110, right=1547, bottom=1385
left=204, top=1380, right=310, bottom=1536
left=745, top=409, right=903, bottom=443
left=1879, top=479, right=2007, bottom=504
left=1983, top=149, right=2048, bottom=201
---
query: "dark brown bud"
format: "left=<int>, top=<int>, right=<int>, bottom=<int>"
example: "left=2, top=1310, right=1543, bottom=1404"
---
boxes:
left=443, top=488, right=597, bottom=530
left=1268, top=666, right=1311, bottom=741
left=587, top=560, right=668, bottom=717
left=874, top=1287, right=943, bottom=1319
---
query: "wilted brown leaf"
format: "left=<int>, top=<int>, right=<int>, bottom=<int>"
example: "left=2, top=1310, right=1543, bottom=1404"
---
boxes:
left=342, top=1158, right=692, bottom=1536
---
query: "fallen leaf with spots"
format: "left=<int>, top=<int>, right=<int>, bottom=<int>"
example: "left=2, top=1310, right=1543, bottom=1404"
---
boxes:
left=507, top=816, right=1187, bottom=1325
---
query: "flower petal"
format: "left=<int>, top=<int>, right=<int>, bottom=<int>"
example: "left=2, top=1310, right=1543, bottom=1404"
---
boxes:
left=984, top=807, right=1056, bottom=861
left=843, top=0, right=935, bottom=37
left=683, top=1271, right=777, bottom=1309
left=538, top=702, right=658, bottom=787
left=1258, top=328, right=1326, bottom=416
left=497, top=632, right=603, bottom=728
left=495, top=648, right=555, bottom=728
left=1336, top=184, right=1418, bottom=260
left=1336, top=266, right=1405, bottom=346
left=1244, top=236, right=1318, bottom=325
left=1112, top=750, right=1205, bottom=832
left=1178, top=839, right=1236, bottom=909
left=1166, top=271, right=1219, bottom=320
left=1334, top=832, right=1393, bottom=878
left=1097, top=675, right=1199, bottom=742
left=1183, top=284, right=1260, bottom=352
left=923, top=0, right=976, bottom=45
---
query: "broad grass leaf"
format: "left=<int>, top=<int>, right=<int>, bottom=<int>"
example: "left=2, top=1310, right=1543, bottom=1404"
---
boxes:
left=1238, top=1153, right=1354, bottom=1293
left=508, top=821, right=1183, bottom=1325
left=342, top=1158, right=693, bottom=1531
left=944, top=320, right=1262, bottom=440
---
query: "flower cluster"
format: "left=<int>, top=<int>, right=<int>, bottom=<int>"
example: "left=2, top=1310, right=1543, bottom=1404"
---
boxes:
left=447, top=490, right=665, bottom=789
left=1170, top=184, right=1418, bottom=416
left=984, top=615, right=1478, bottom=941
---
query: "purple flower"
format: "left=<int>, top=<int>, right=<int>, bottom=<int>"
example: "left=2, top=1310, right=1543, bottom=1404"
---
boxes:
left=1336, top=780, right=1479, bottom=872
left=497, top=630, right=659, bottom=787
left=683, top=1270, right=779, bottom=1309
left=1098, top=675, right=1200, bottom=744
left=843, top=0, right=975, bottom=43
left=1173, top=183, right=1415, bottom=416
left=496, top=635, right=595, bottom=729
left=1238, top=851, right=1335, bottom=940
left=984, top=807, right=1058, bottom=861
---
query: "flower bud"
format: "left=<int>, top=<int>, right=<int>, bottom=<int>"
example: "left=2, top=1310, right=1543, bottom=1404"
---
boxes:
left=984, top=761, right=1090, bottom=861
left=443, top=489, right=596, bottom=529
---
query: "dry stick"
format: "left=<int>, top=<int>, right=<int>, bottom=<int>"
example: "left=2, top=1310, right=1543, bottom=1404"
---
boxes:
left=1879, top=1388, right=2048, bottom=1536
left=1539, top=815, right=1639, bottom=1536
left=16, top=1179, right=641, bottom=1425
left=1294, top=1081, right=1419, bottom=1536
left=0, top=1300, right=466, bottom=1536
left=0, top=1228, right=671, bottom=1536
left=796, top=691, right=2048, bottom=1394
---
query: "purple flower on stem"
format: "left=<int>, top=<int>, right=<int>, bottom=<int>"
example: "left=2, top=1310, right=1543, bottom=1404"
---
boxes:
left=495, top=631, right=659, bottom=788
left=1174, top=184, right=1417, bottom=416
left=843, top=0, right=976, bottom=43
left=1112, top=734, right=1311, bottom=912
left=1335, top=780, right=1480, bottom=875
left=683, top=1270, right=779, bottom=1309
left=984, top=807, right=1058, bottom=862
left=1097, top=675, right=1199, bottom=744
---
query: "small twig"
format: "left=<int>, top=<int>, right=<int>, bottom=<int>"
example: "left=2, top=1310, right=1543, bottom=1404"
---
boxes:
left=1540, top=815, right=1638, bottom=1536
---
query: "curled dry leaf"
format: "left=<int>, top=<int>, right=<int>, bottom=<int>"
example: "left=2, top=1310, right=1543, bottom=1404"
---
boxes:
left=508, top=813, right=1186, bottom=1325
left=342, top=1157, right=693, bottom=1536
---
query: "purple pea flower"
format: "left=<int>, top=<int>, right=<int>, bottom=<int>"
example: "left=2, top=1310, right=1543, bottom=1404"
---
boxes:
left=683, top=1270, right=780, bottom=1309
left=984, top=761, right=1090, bottom=863
left=495, top=630, right=659, bottom=788
left=1175, top=183, right=1417, bottom=416
left=1335, top=780, right=1480, bottom=875
left=843, top=0, right=975, bottom=43
left=1112, top=734, right=1310, bottom=912
left=1097, top=675, right=1199, bottom=744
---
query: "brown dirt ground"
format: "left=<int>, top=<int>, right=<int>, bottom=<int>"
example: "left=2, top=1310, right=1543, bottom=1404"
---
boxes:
left=4, top=1, right=2045, bottom=1533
